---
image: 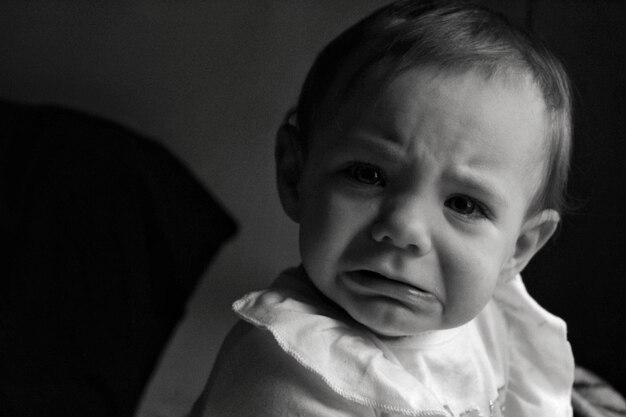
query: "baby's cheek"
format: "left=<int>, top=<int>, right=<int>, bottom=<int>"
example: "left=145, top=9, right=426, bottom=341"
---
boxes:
left=318, top=192, right=372, bottom=241
left=299, top=194, right=347, bottom=269
left=440, top=251, right=499, bottom=326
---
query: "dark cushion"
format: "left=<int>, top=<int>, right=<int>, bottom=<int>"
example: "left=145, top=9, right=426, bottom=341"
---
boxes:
left=0, top=99, right=237, bottom=417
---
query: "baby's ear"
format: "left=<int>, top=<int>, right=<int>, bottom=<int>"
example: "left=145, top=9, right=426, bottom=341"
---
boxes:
left=502, top=209, right=560, bottom=280
left=275, top=123, right=305, bottom=223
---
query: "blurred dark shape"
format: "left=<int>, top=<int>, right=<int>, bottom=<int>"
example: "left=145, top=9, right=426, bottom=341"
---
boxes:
left=0, top=99, right=237, bottom=417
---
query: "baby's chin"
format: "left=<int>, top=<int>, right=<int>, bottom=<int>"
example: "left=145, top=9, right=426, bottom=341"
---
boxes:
left=341, top=300, right=445, bottom=338
left=357, top=315, right=472, bottom=342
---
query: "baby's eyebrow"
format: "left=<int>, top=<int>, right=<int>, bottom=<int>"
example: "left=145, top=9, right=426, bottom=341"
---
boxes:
left=444, top=171, right=508, bottom=209
left=335, top=133, right=405, bottom=160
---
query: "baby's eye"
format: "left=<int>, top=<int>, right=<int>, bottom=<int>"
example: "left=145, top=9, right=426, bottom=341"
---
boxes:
left=347, top=163, right=386, bottom=186
left=445, top=195, right=488, bottom=219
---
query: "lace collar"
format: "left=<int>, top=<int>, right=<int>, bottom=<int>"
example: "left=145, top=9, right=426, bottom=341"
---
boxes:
left=233, top=267, right=573, bottom=416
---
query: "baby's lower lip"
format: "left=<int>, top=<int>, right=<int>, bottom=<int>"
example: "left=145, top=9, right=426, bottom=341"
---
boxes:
left=342, top=270, right=438, bottom=307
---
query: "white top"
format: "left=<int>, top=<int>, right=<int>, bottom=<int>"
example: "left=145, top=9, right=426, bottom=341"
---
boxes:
left=233, top=267, right=574, bottom=417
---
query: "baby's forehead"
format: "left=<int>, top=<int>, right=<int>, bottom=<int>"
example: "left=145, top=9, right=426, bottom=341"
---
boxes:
left=319, top=61, right=544, bottom=130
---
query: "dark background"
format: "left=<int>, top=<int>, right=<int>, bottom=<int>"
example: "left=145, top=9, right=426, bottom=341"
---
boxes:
left=505, top=0, right=626, bottom=396
left=0, top=1, right=624, bottom=415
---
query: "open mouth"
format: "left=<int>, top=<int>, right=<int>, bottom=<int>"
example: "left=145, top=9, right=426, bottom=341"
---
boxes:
left=353, top=270, right=426, bottom=292
left=355, top=269, right=387, bottom=281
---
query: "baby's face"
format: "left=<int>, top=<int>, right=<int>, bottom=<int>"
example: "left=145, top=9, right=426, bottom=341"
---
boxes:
left=296, top=66, right=549, bottom=336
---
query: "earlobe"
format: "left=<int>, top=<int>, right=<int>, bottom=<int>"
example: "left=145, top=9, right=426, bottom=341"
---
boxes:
left=275, top=123, right=305, bottom=223
left=503, top=209, right=560, bottom=279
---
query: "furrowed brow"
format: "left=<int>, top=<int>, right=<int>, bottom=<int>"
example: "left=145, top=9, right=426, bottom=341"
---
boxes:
left=445, top=171, right=509, bottom=209
left=334, top=133, right=405, bottom=161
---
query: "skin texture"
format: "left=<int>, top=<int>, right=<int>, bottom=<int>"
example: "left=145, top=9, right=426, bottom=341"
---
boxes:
left=277, top=66, right=559, bottom=337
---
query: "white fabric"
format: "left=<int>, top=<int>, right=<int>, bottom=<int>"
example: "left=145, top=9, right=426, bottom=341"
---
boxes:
left=233, top=267, right=574, bottom=417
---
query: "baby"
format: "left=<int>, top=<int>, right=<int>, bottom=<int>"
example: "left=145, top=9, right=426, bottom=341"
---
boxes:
left=192, top=1, right=575, bottom=416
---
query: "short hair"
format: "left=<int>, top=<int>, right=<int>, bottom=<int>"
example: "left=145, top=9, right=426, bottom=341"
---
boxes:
left=293, top=0, right=572, bottom=214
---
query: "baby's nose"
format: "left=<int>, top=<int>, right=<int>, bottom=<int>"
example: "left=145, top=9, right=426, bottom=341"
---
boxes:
left=370, top=195, right=432, bottom=255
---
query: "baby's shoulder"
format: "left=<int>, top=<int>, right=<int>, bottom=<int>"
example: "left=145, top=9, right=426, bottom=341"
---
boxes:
left=194, top=320, right=374, bottom=417
left=213, top=319, right=304, bottom=385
